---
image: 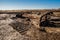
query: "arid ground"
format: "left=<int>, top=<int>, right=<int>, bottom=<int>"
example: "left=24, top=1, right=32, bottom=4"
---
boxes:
left=0, top=9, right=60, bottom=40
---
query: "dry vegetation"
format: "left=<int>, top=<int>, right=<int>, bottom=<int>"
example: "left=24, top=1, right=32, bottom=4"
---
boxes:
left=0, top=9, right=60, bottom=40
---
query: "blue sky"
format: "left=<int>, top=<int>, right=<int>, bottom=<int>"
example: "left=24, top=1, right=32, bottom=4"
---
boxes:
left=0, top=0, right=60, bottom=10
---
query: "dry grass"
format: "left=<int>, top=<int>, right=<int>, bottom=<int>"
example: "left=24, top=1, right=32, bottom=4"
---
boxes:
left=0, top=10, right=60, bottom=40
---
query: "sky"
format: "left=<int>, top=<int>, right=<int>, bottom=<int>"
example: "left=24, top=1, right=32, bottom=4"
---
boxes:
left=0, top=0, right=60, bottom=10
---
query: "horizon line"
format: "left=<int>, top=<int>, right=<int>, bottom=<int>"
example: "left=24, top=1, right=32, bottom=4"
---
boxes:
left=0, top=8, right=60, bottom=10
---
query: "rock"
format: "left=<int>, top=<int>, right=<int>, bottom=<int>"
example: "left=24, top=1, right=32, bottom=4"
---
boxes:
left=9, top=20, right=31, bottom=34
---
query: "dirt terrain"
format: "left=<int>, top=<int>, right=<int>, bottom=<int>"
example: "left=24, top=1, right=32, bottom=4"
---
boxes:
left=0, top=10, right=60, bottom=40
